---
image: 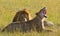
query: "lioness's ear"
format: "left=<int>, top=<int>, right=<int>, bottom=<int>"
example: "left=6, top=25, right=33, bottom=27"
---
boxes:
left=36, top=13, right=38, bottom=15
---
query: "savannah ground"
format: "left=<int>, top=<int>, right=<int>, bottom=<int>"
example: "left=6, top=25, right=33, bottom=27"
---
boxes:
left=0, top=0, right=60, bottom=36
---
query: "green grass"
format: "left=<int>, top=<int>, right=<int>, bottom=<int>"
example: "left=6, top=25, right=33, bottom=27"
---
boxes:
left=0, top=0, right=60, bottom=36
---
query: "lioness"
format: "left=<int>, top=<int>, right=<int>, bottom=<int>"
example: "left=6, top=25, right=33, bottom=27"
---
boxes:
left=12, top=9, right=31, bottom=22
left=2, top=7, right=47, bottom=32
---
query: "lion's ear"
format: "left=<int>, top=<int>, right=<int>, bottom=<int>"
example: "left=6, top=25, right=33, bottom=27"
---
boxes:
left=23, top=8, right=27, bottom=11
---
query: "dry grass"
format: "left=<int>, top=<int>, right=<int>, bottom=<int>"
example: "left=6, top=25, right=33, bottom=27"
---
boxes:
left=0, top=0, right=60, bottom=36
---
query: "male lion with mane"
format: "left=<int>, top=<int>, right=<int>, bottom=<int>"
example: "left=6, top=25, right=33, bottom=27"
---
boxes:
left=12, top=9, right=31, bottom=22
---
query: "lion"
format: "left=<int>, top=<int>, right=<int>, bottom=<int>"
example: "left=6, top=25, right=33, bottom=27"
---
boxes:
left=12, top=9, right=32, bottom=22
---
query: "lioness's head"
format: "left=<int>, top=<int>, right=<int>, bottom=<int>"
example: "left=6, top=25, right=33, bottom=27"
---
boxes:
left=36, top=7, right=47, bottom=19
